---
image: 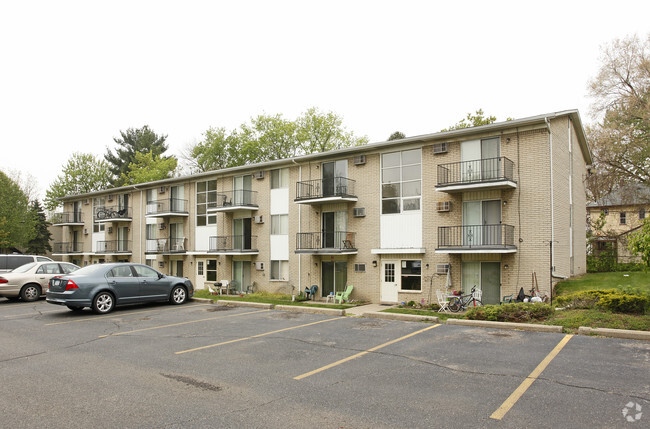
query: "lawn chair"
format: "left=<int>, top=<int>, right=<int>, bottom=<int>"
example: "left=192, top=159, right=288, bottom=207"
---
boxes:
left=218, top=280, right=229, bottom=295
left=436, top=290, right=450, bottom=313
left=246, top=281, right=256, bottom=294
left=335, top=285, right=354, bottom=304
left=342, top=232, right=354, bottom=249
left=304, top=285, right=318, bottom=300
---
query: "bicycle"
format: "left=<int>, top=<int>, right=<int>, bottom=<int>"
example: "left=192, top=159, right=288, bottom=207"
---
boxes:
left=448, top=286, right=483, bottom=312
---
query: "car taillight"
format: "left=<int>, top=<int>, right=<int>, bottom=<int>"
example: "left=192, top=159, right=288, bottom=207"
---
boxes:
left=65, top=280, right=79, bottom=291
left=0, top=278, right=7, bottom=284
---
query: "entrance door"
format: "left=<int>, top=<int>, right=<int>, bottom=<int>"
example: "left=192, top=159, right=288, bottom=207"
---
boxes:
left=321, top=261, right=347, bottom=297
left=481, top=137, right=500, bottom=180
left=380, top=261, right=399, bottom=304
left=322, top=160, right=347, bottom=196
left=234, top=218, right=252, bottom=250
left=481, top=262, right=501, bottom=305
left=233, top=260, right=250, bottom=294
left=234, top=175, right=252, bottom=205
left=196, top=259, right=207, bottom=290
left=482, top=200, right=502, bottom=246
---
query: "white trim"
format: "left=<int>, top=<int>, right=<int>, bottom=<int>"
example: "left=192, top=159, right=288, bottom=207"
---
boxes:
left=371, top=248, right=426, bottom=254
left=435, top=249, right=517, bottom=254
left=435, top=181, right=517, bottom=193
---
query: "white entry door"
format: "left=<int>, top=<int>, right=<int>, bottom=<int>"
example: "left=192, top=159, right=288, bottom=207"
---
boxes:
left=380, top=261, right=399, bottom=304
left=196, top=259, right=207, bottom=290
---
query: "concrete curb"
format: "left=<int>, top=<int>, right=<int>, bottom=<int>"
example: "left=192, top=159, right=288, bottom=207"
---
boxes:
left=275, top=305, right=345, bottom=316
left=362, top=311, right=440, bottom=323
left=216, top=300, right=274, bottom=309
left=190, top=297, right=214, bottom=303
left=446, top=318, right=563, bottom=333
left=578, top=327, right=650, bottom=341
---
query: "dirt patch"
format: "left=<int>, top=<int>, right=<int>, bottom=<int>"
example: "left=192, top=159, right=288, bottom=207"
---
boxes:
left=161, top=373, right=222, bottom=392
left=206, top=306, right=233, bottom=312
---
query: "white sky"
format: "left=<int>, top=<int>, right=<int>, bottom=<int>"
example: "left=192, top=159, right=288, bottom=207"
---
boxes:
left=1, top=0, right=649, bottom=200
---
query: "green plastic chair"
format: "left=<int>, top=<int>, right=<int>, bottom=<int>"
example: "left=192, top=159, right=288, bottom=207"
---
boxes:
left=335, top=285, right=354, bottom=304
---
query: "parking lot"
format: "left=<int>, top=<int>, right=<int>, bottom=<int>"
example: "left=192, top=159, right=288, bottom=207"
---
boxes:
left=1, top=298, right=648, bottom=428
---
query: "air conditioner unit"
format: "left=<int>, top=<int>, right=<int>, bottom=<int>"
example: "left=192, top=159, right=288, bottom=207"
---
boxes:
left=158, top=223, right=166, bottom=230
left=158, top=261, right=165, bottom=268
left=83, top=199, right=89, bottom=205
left=159, top=186, right=166, bottom=194
left=107, top=194, right=113, bottom=202
left=353, top=207, right=366, bottom=217
left=353, top=155, right=366, bottom=165
left=436, top=264, right=450, bottom=275
left=107, top=227, right=113, bottom=233
left=84, top=228, right=88, bottom=235
left=437, top=201, right=451, bottom=212
left=255, top=261, right=264, bottom=270
left=253, top=171, right=264, bottom=179
left=354, top=263, right=366, bottom=273
left=433, top=142, right=448, bottom=154
left=254, top=215, right=264, bottom=224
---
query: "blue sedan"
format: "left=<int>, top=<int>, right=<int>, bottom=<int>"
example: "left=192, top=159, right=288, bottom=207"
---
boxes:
left=46, top=263, right=194, bottom=314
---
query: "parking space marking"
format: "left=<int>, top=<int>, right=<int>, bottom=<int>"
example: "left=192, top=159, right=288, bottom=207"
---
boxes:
left=294, top=323, right=441, bottom=380
left=175, top=316, right=346, bottom=355
left=4, top=309, right=61, bottom=318
left=490, top=334, right=573, bottom=421
left=44, top=303, right=213, bottom=326
left=98, top=309, right=268, bottom=338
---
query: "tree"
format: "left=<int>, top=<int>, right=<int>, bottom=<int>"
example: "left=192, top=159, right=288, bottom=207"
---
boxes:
left=105, top=125, right=169, bottom=186
left=25, top=200, right=52, bottom=254
left=0, top=171, right=36, bottom=250
left=628, top=219, right=650, bottom=267
left=388, top=131, right=406, bottom=141
left=587, top=34, right=650, bottom=199
left=441, top=109, right=498, bottom=132
left=184, top=108, right=368, bottom=173
left=120, top=151, right=178, bottom=185
left=44, top=152, right=112, bottom=211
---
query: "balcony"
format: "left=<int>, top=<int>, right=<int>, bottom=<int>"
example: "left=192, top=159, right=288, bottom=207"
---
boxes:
left=294, top=177, right=357, bottom=204
left=145, top=199, right=189, bottom=217
left=53, top=242, right=84, bottom=254
left=208, top=235, right=259, bottom=255
left=95, top=206, right=132, bottom=223
left=51, top=211, right=83, bottom=226
left=145, top=238, right=187, bottom=254
left=95, top=240, right=132, bottom=254
left=436, top=224, right=517, bottom=253
left=207, top=190, right=259, bottom=213
left=295, top=231, right=357, bottom=254
left=436, top=157, right=516, bottom=193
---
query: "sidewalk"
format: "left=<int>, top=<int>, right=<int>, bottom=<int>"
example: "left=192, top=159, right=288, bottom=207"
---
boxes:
left=344, top=303, right=396, bottom=316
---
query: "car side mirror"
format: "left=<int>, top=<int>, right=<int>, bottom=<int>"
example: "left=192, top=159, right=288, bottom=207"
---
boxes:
left=158, top=273, right=165, bottom=279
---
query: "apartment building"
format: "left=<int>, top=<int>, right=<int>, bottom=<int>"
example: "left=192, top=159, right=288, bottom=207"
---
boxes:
left=52, top=110, right=591, bottom=305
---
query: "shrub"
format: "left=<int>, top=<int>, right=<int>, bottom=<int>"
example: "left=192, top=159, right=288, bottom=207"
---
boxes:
left=555, top=289, right=649, bottom=314
left=465, top=303, right=554, bottom=323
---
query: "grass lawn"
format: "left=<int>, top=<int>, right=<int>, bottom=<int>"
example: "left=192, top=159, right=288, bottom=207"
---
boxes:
left=193, top=289, right=354, bottom=310
left=555, top=271, right=650, bottom=296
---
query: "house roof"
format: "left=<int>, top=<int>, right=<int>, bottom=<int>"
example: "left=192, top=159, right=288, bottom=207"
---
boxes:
left=60, top=109, right=592, bottom=201
left=587, top=183, right=650, bottom=207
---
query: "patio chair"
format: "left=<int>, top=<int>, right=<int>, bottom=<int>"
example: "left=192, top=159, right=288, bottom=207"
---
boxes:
left=472, top=287, right=482, bottom=301
left=229, top=280, right=239, bottom=294
left=304, top=285, right=318, bottom=300
left=335, top=285, right=354, bottom=304
left=342, top=232, right=354, bottom=249
left=246, top=281, right=256, bottom=294
left=436, top=290, right=450, bottom=313
left=218, top=280, right=229, bottom=295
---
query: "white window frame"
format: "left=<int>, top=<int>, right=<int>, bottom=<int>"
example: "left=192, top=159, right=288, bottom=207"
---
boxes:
left=381, top=149, right=421, bottom=214
left=270, top=260, right=289, bottom=281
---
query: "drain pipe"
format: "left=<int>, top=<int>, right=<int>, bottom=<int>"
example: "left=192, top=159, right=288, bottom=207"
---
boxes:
left=545, top=117, right=555, bottom=276
left=292, top=158, right=301, bottom=294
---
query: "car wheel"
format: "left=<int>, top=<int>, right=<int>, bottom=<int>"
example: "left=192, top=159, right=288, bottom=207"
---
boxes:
left=169, top=286, right=187, bottom=305
left=92, top=292, right=115, bottom=314
left=20, top=284, right=41, bottom=302
left=67, top=305, right=84, bottom=312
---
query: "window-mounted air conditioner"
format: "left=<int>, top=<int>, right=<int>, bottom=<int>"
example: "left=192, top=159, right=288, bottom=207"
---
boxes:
left=158, top=261, right=165, bottom=268
left=107, top=227, right=113, bottom=233
left=353, top=207, right=366, bottom=217
left=159, top=186, right=166, bottom=194
left=437, top=201, right=451, bottom=212
left=158, top=223, right=166, bottom=230
left=353, top=155, right=366, bottom=165
left=354, top=263, right=366, bottom=273
left=107, top=194, right=113, bottom=202
left=433, top=142, right=448, bottom=154
left=255, top=262, right=264, bottom=270
left=253, top=171, right=264, bottom=179
left=83, top=199, right=89, bottom=205
left=84, top=228, right=88, bottom=235
left=436, top=264, right=450, bottom=275
left=254, top=215, right=264, bottom=224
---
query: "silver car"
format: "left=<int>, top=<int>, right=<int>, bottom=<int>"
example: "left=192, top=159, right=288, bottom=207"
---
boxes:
left=46, top=263, right=194, bottom=314
left=0, top=261, right=80, bottom=302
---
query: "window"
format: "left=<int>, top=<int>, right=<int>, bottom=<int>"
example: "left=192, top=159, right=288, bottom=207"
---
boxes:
left=93, top=197, right=106, bottom=232
left=270, top=260, right=289, bottom=280
left=197, top=261, right=204, bottom=276
left=381, top=149, right=421, bottom=214
left=271, top=168, right=289, bottom=189
left=133, top=265, right=159, bottom=277
left=400, top=260, right=421, bottom=291
left=271, top=214, right=289, bottom=235
left=109, top=266, right=133, bottom=277
left=196, top=180, right=217, bottom=226
left=620, top=212, right=627, bottom=225
left=206, top=259, right=217, bottom=282
left=640, top=208, right=646, bottom=220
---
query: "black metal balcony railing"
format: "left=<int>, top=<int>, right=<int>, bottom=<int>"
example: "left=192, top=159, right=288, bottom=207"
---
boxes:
left=209, top=235, right=258, bottom=252
left=53, top=242, right=84, bottom=253
left=146, top=199, right=188, bottom=215
left=96, top=240, right=132, bottom=253
left=208, top=190, right=258, bottom=210
left=295, top=177, right=356, bottom=201
left=296, top=231, right=356, bottom=251
left=95, top=206, right=132, bottom=221
left=145, top=237, right=187, bottom=253
left=437, top=157, right=515, bottom=187
left=51, top=211, right=83, bottom=224
left=437, top=224, right=515, bottom=249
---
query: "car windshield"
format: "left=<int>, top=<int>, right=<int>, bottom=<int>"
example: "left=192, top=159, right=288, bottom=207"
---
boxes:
left=12, top=262, right=37, bottom=273
left=66, top=264, right=108, bottom=276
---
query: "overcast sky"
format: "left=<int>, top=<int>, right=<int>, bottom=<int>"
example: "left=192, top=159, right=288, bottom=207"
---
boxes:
left=1, top=0, right=649, bottom=201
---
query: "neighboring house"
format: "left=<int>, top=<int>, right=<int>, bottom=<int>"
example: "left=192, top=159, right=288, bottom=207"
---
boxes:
left=51, top=110, right=591, bottom=305
left=587, top=184, right=650, bottom=264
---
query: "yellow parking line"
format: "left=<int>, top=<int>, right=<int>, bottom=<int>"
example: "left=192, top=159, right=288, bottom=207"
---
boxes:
left=175, top=316, right=346, bottom=355
left=490, top=334, right=573, bottom=420
left=4, top=309, right=61, bottom=318
left=98, top=309, right=268, bottom=338
left=45, top=303, right=212, bottom=326
left=294, top=324, right=441, bottom=380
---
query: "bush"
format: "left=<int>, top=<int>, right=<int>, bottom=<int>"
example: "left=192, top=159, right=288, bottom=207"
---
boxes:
left=555, top=289, right=649, bottom=314
left=465, top=303, right=554, bottom=323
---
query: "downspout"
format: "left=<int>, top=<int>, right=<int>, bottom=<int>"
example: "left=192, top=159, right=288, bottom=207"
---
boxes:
left=292, top=158, right=301, bottom=294
left=545, top=118, right=555, bottom=276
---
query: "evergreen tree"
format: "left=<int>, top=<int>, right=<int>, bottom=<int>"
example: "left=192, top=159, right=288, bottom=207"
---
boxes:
left=26, top=200, right=52, bottom=254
